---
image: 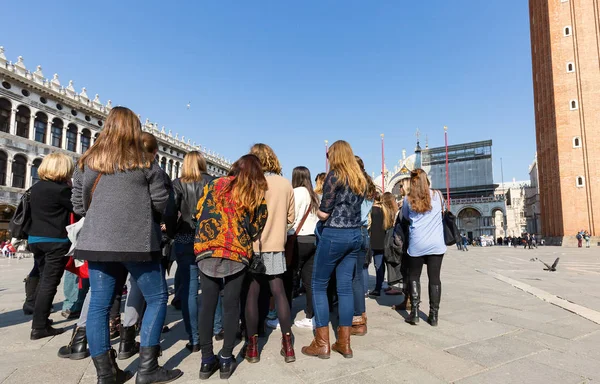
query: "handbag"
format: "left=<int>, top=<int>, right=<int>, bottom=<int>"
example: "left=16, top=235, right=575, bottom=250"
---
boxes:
left=437, top=191, right=460, bottom=246
left=285, top=208, right=311, bottom=267
left=9, top=188, right=32, bottom=239
left=244, top=212, right=267, bottom=274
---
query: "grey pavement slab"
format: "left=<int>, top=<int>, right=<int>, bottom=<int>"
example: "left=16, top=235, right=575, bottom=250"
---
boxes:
left=2, top=246, right=600, bottom=383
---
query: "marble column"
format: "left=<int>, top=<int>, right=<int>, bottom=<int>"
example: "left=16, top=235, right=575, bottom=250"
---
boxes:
left=9, top=108, right=17, bottom=135
left=45, top=121, right=53, bottom=146
left=25, top=161, right=32, bottom=189
left=5, top=158, right=12, bottom=187
left=61, top=125, right=67, bottom=150
left=28, top=111, right=36, bottom=141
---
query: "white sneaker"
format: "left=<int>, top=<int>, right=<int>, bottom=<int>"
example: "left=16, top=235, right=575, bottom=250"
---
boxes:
left=294, top=317, right=314, bottom=329
left=266, top=318, right=280, bottom=329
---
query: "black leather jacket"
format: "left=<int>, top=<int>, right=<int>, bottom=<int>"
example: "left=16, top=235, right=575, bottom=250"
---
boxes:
left=167, top=173, right=216, bottom=238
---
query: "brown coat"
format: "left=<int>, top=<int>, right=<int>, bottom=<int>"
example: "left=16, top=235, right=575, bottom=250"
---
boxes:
left=254, top=174, right=295, bottom=252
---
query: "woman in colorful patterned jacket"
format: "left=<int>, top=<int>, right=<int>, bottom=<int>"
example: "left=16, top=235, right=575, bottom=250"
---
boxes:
left=194, top=154, right=268, bottom=381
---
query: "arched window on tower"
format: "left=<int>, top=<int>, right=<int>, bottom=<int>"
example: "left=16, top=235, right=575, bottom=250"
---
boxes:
left=66, top=124, right=78, bottom=152
left=12, top=155, right=27, bottom=189
left=0, top=151, right=7, bottom=186
left=51, top=118, right=64, bottom=148
left=31, top=158, right=42, bottom=185
left=168, top=160, right=173, bottom=179
left=174, top=162, right=180, bottom=178
left=564, top=26, right=572, bottom=36
left=15, top=106, right=30, bottom=138
left=576, top=176, right=585, bottom=187
left=567, top=62, right=575, bottom=73
left=0, top=98, right=11, bottom=133
left=570, top=100, right=578, bottom=110
left=573, top=136, right=581, bottom=148
left=34, top=112, right=48, bottom=143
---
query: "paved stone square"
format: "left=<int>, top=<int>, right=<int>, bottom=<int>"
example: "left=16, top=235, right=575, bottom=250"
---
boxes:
left=1, top=245, right=599, bottom=383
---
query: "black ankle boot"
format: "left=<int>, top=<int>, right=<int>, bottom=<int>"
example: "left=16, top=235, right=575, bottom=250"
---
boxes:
left=405, top=281, right=420, bottom=325
left=135, top=345, right=183, bottom=384
left=427, top=284, right=441, bottom=327
left=58, top=326, right=89, bottom=360
left=219, top=355, right=237, bottom=380
left=30, top=324, right=65, bottom=340
left=23, top=276, right=39, bottom=315
left=199, top=356, right=219, bottom=380
left=118, top=326, right=140, bottom=360
left=92, top=349, right=133, bottom=384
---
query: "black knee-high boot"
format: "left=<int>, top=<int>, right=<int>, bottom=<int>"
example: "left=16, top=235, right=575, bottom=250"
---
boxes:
left=427, top=284, right=441, bottom=327
left=405, top=281, right=420, bottom=325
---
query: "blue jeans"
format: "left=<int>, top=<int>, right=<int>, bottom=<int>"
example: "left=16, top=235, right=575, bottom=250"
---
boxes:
left=174, top=242, right=199, bottom=344
left=312, top=227, right=362, bottom=328
left=62, top=271, right=89, bottom=312
left=352, top=227, right=369, bottom=316
left=373, top=253, right=385, bottom=292
left=87, top=261, right=167, bottom=358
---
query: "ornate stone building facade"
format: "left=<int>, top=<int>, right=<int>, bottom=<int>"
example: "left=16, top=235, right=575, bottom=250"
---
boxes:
left=376, top=139, right=507, bottom=240
left=529, top=0, right=599, bottom=246
left=0, top=47, right=231, bottom=240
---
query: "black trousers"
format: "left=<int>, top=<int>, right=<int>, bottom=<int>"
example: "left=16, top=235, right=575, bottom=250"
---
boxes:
left=407, top=254, right=443, bottom=286
left=199, top=270, right=245, bottom=358
left=297, top=236, right=317, bottom=318
left=29, top=242, right=70, bottom=329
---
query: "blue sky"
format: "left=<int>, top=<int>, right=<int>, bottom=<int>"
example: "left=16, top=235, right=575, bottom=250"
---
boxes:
left=2, top=0, right=535, bottom=182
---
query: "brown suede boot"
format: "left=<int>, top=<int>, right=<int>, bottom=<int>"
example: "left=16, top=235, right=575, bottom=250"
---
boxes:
left=351, top=313, right=367, bottom=336
left=392, top=293, right=411, bottom=311
left=332, top=326, right=353, bottom=358
left=301, top=327, right=330, bottom=359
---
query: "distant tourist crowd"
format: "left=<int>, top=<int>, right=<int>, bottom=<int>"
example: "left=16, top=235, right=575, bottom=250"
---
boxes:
left=9, top=106, right=448, bottom=384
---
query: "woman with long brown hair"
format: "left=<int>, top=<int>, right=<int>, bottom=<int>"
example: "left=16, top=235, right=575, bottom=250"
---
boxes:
left=289, top=166, right=320, bottom=329
left=244, top=143, right=296, bottom=364
left=194, top=154, right=268, bottom=380
left=401, top=169, right=446, bottom=326
left=167, top=151, right=215, bottom=352
left=72, top=107, right=181, bottom=384
left=302, top=140, right=366, bottom=360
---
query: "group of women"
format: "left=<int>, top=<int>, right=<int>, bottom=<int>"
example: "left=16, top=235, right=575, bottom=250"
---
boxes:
left=22, top=105, right=446, bottom=384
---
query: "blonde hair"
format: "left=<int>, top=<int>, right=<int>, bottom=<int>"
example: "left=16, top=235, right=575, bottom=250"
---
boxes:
left=328, top=140, right=366, bottom=195
left=181, top=151, right=208, bottom=183
left=314, top=173, right=326, bottom=194
left=79, top=107, right=151, bottom=173
left=407, top=169, right=432, bottom=214
left=250, top=143, right=282, bottom=174
left=38, top=153, right=74, bottom=182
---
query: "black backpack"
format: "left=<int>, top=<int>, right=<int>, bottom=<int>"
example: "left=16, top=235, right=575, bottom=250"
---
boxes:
left=9, top=189, right=32, bottom=239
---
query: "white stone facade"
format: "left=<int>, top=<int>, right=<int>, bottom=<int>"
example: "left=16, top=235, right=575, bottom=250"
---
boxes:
left=0, top=46, right=231, bottom=238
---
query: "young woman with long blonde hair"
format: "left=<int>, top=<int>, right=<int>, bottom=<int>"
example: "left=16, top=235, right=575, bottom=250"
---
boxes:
left=166, top=151, right=215, bottom=352
left=302, top=140, right=366, bottom=360
left=72, top=107, right=181, bottom=384
left=401, top=169, right=446, bottom=326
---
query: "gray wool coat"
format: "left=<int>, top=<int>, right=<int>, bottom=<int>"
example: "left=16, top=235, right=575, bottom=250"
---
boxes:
left=71, top=162, right=170, bottom=262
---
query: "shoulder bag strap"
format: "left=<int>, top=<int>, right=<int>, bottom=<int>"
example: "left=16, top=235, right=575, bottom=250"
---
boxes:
left=89, top=173, right=102, bottom=207
left=295, top=207, right=311, bottom=236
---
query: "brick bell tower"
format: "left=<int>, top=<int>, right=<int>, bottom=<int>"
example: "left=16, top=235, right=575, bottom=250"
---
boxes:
left=529, top=0, right=599, bottom=246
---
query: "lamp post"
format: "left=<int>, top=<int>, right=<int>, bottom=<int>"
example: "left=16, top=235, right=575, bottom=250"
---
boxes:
left=444, top=126, right=451, bottom=210
left=381, top=133, right=385, bottom=192
left=325, top=140, right=329, bottom=172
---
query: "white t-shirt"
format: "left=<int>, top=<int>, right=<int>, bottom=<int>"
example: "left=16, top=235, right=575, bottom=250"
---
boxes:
left=289, top=187, right=319, bottom=236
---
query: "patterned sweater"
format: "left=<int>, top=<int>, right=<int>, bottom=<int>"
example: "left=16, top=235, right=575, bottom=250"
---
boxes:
left=194, top=177, right=268, bottom=265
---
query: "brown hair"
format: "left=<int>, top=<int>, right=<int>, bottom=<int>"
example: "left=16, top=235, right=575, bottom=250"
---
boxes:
left=38, top=153, right=74, bottom=182
left=141, top=132, right=158, bottom=155
left=181, top=151, right=208, bottom=183
left=407, top=169, right=432, bottom=214
left=355, top=156, right=377, bottom=199
left=382, top=192, right=399, bottom=230
left=292, top=166, right=319, bottom=212
left=328, top=140, right=366, bottom=195
left=79, top=107, right=151, bottom=173
left=221, top=154, right=268, bottom=215
left=250, top=143, right=282, bottom=174
left=314, top=173, right=326, bottom=194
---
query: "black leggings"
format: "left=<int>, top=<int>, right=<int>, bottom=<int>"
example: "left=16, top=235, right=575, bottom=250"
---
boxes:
left=199, top=270, right=245, bottom=358
left=407, top=255, right=443, bottom=286
left=246, top=274, right=292, bottom=336
left=297, top=236, right=317, bottom=318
